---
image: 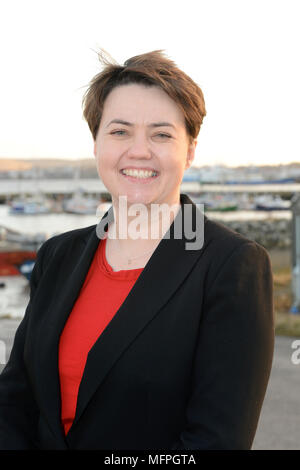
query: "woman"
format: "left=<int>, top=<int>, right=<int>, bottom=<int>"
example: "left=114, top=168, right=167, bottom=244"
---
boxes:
left=0, top=50, right=274, bottom=450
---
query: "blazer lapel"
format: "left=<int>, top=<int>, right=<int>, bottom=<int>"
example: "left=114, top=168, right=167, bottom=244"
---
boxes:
left=69, top=193, right=209, bottom=434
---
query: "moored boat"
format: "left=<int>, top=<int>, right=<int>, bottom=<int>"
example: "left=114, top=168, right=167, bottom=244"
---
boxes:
left=0, top=225, right=46, bottom=280
left=8, top=197, right=51, bottom=214
left=0, top=250, right=36, bottom=278
left=254, top=195, right=291, bottom=211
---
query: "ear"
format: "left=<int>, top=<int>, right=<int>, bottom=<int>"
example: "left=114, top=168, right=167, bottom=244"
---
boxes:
left=185, top=139, right=197, bottom=170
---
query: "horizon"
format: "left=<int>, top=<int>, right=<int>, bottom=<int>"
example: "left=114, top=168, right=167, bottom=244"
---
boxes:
left=1, top=156, right=300, bottom=171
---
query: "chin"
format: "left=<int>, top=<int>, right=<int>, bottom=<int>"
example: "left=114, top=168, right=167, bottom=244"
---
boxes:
left=126, top=196, right=154, bottom=208
left=115, top=189, right=155, bottom=206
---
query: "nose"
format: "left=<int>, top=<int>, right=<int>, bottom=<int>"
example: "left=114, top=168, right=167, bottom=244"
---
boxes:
left=126, top=133, right=152, bottom=160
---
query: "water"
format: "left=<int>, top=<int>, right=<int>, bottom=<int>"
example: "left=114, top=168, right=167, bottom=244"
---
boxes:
left=0, top=204, right=103, bottom=237
left=0, top=204, right=292, bottom=238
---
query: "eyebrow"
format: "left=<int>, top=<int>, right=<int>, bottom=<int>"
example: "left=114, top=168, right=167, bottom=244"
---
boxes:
left=106, top=119, right=177, bottom=129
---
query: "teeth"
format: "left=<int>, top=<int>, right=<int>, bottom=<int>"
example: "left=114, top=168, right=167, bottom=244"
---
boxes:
left=121, top=169, right=157, bottom=178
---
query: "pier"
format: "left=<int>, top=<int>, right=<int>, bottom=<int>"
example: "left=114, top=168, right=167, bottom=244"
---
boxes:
left=1, top=179, right=300, bottom=197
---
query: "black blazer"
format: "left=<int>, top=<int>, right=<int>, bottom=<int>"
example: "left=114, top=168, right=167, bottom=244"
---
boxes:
left=0, top=193, right=274, bottom=450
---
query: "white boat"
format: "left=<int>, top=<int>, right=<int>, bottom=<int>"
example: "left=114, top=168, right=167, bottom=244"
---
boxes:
left=254, top=195, right=291, bottom=211
left=190, top=194, right=238, bottom=212
left=62, top=189, right=100, bottom=215
left=9, top=197, right=52, bottom=214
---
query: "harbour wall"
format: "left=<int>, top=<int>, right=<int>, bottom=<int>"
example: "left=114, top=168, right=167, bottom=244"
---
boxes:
left=211, top=217, right=292, bottom=250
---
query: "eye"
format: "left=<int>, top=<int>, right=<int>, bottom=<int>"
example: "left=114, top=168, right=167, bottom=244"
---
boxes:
left=156, top=133, right=172, bottom=139
left=110, top=130, right=127, bottom=135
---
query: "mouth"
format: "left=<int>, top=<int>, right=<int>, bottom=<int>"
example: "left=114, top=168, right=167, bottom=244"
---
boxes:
left=119, top=168, right=159, bottom=183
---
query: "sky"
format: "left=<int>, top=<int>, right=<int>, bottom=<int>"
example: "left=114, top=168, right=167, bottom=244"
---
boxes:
left=0, top=0, right=299, bottom=168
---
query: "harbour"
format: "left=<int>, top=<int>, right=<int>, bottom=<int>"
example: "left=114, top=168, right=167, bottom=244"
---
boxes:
left=0, top=199, right=294, bottom=320
left=0, top=166, right=299, bottom=319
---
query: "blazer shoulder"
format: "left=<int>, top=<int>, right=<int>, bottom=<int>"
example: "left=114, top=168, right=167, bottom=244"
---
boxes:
left=203, top=215, right=271, bottom=275
left=39, top=224, right=97, bottom=260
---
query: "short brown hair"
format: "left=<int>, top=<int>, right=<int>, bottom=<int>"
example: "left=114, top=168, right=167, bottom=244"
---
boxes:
left=82, top=49, right=206, bottom=143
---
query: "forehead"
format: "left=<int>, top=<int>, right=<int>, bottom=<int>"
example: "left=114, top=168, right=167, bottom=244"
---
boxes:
left=101, top=83, right=185, bottom=126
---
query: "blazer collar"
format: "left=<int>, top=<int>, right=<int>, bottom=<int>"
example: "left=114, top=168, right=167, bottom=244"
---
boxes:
left=34, top=193, right=209, bottom=447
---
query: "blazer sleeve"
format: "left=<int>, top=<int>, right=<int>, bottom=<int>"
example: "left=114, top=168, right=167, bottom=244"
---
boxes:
left=0, top=239, right=50, bottom=449
left=170, top=241, right=275, bottom=450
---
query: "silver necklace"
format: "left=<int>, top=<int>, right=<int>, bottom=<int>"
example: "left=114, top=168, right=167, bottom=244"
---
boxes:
left=107, top=239, right=155, bottom=265
left=121, top=249, right=154, bottom=265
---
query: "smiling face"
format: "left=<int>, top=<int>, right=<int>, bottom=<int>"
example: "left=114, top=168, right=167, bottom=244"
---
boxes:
left=93, top=83, right=197, bottom=208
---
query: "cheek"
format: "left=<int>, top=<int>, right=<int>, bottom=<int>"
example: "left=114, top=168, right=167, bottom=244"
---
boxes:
left=94, top=150, right=109, bottom=181
left=162, top=150, right=186, bottom=173
left=96, top=144, right=118, bottom=170
left=156, top=145, right=179, bottom=166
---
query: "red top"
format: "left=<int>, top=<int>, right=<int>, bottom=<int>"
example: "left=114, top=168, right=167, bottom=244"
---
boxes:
left=58, top=236, right=144, bottom=436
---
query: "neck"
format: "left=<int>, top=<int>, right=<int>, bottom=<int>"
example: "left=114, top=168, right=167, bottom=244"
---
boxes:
left=106, top=195, right=181, bottom=254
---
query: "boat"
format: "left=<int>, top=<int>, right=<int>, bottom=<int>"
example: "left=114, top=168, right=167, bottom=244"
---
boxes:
left=0, top=250, right=36, bottom=278
left=188, top=194, right=238, bottom=212
left=206, top=202, right=238, bottom=212
left=0, top=225, right=46, bottom=280
left=62, top=189, right=100, bottom=215
left=203, top=195, right=238, bottom=212
left=254, top=195, right=291, bottom=211
left=0, top=224, right=46, bottom=248
left=9, top=196, right=52, bottom=214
